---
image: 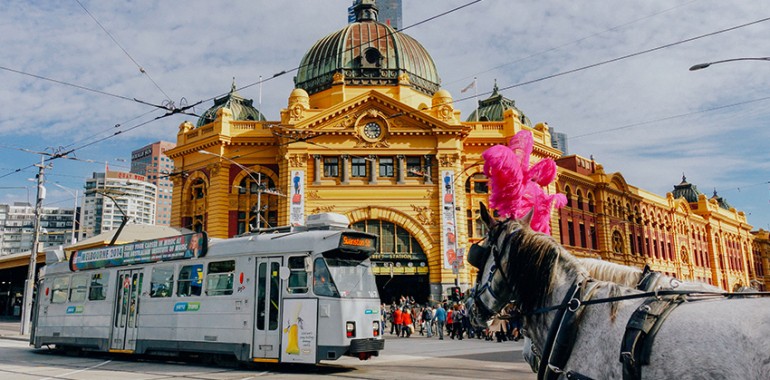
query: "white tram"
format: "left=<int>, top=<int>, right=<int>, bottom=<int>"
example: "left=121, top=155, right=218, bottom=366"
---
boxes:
left=31, top=213, right=384, bottom=364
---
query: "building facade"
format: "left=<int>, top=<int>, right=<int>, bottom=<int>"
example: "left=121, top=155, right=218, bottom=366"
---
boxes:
left=165, top=1, right=766, bottom=302
left=0, top=202, right=77, bottom=256
left=130, top=141, right=176, bottom=226
left=79, top=171, right=157, bottom=240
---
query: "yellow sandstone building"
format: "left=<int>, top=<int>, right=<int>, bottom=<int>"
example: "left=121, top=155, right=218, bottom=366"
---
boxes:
left=166, top=0, right=768, bottom=302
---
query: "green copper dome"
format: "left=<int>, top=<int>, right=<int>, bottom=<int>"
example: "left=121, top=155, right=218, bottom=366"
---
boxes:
left=671, top=175, right=702, bottom=203
left=710, top=189, right=732, bottom=210
left=294, top=0, right=441, bottom=96
left=466, top=81, right=531, bottom=126
left=196, top=81, right=266, bottom=128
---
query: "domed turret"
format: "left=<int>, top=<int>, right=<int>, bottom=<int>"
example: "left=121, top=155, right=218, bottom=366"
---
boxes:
left=196, top=80, right=266, bottom=128
left=466, top=81, right=531, bottom=126
left=294, top=0, right=441, bottom=96
left=671, top=175, right=702, bottom=203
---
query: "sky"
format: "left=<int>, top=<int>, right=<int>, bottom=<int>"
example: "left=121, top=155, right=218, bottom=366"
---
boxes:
left=1, top=0, right=769, bottom=230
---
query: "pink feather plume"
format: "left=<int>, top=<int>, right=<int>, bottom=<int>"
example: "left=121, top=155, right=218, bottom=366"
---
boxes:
left=481, top=130, right=566, bottom=234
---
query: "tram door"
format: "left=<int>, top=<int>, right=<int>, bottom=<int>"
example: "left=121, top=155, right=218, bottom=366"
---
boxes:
left=111, top=269, right=143, bottom=351
left=253, top=257, right=282, bottom=359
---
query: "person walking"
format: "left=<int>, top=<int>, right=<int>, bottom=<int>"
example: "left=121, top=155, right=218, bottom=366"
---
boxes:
left=422, top=305, right=434, bottom=338
left=446, top=304, right=454, bottom=339
left=393, top=306, right=403, bottom=336
left=453, top=304, right=465, bottom=340
left=401, top=308, right=413, bottom=338
left=433, top=303, right=447, bottom=340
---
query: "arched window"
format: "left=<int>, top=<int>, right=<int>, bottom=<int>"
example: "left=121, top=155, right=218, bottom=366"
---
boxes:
left=236, top=173, right=278, bottom=234
left=587, top=193, right=595, bottom=213
left=565, top=186, right=572, bottom=208
left=576, top=190, right=584, bottom=211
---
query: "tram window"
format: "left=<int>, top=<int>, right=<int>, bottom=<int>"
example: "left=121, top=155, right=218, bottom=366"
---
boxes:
left=69, top=274, right=88, bottom=303
left=287, top=256, right=308, bottom=294
left=177, top=264, right=203, bottom=297
left=51, top=277, right=70, bottom=304
left=206, top=260, right=235, bottom=296
left=150, top=266, right=174, bottom=298
left=313, top=258, right=339, bottom=297
left=88, top=272, right=109, bottom=301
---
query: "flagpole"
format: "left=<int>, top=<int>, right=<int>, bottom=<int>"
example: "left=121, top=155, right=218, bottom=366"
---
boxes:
left=259, top=75, right=263, bottom=111
left=474, top=77, right=478, bottom=123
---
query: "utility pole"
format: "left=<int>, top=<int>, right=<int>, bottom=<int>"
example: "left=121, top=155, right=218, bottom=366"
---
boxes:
left=21, top=156, right=50, bottom=335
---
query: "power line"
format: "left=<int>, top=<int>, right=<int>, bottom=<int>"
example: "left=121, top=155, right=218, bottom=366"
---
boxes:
left=569, top=95, right=770, bottom=140
left=449, top=15, right=770, bottom=106
left=74, top=0, right=173, bottom=103
left=445, top=0, right=700, bottom=87
left=0, top=64, right=136, bottom=103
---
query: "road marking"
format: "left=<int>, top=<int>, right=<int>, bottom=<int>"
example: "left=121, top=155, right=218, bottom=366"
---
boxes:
left=38, top=360, right=112, bottom=380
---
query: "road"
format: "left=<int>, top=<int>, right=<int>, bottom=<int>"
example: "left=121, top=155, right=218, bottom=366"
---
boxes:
left=0, top=333, right=537, bottom=379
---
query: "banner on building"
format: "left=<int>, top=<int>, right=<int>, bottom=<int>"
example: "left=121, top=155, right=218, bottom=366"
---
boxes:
left=290, top=170, right=305, bottom=226
left=440, top=170, right=459, bottom=270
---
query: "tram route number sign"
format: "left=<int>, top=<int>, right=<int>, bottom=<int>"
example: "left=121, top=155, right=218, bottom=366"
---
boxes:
left=70, top=232, right=207, bottom=271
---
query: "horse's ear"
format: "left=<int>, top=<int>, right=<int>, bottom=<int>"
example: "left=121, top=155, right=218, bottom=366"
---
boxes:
left=521, top=207, right=534, bottom=228
left=479, top=202, right=496, bottom=229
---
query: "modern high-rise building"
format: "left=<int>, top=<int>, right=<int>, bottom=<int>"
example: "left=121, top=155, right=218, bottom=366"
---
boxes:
left=350, top=0, right=401, bottom=30
left=0, top=202, right=76, bottom=256
left=79, top=171, right=157, bottom=240
left=130, top=141, right=176, bottom=226
left=549, top=126, right=569, bottom=155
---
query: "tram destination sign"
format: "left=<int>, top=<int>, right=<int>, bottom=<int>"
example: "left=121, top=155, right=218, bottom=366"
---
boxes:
left=70, top=232, right=207, bottom=271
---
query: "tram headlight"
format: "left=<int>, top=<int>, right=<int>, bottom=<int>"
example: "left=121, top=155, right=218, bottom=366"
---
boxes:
left=346, top=321, right=356, bottom=338
left=372, top=321, right=380, bottom=337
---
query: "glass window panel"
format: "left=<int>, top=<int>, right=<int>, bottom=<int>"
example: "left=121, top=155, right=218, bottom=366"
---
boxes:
left=381, top=222, right=395, bottom=253
left=51, top=276, right=70, bottom=304
left=69, top=274, right=88, bottom=302
left=177, top=264, right=204, bottom=297
left=396, top=226, right=410, bottom=253
left=88, top=272, right=109, bottom=301
left=379, top=157, right=394, bottom=177
left=351, top=157, right=366, bottom=177
left=288, top=256, right=308, bottom=294
left=206, top=260, right=235, bottom=296
left=150, top=267, right=174, bottom=298
left=406, top=157, right=422, bottom=177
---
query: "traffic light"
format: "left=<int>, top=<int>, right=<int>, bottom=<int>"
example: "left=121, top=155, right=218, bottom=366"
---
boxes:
left=450, top=287, right=462, bottom=301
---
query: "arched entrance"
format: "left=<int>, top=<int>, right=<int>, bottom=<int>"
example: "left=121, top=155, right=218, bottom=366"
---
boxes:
left=350, top=219, right=430, bottom=304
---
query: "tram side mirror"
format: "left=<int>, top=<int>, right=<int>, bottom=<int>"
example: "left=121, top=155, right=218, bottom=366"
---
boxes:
left=279, top=267, right=291, bottom=280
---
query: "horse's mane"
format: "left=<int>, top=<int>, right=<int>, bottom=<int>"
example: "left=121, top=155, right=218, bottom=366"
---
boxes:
left=579, top=258, right=723, bottom=292
left=580, top=258, right=642, bottom=288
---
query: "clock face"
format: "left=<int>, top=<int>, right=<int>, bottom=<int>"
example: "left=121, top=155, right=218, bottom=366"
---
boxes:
left=363, top=122, right=382, bottom=139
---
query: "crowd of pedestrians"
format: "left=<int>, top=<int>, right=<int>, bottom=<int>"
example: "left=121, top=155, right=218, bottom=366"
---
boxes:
left=380, top=295, right=522, bottom=342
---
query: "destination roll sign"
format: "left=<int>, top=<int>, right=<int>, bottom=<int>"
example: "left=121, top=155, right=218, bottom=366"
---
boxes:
left=70, top=232, right=207, bottom=271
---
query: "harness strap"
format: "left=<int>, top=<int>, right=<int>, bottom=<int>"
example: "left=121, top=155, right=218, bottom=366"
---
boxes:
left=537, top=282, right=578, bottom=380
left=619, top=295, right=686, bottom=380
left=540, top=280, right=601, bottom=380
left=529, top=289, right=725, bottom=316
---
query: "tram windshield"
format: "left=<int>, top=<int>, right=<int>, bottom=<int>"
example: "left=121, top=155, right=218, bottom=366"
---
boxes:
left=315, top=252, right=378, bottom=299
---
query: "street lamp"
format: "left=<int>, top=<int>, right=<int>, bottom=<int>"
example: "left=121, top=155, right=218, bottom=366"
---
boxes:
left=53, top=183, right=78, bottom=245
left=689, top=57, right=770, bottom=71
left=198, top=150, right=272, bottom=231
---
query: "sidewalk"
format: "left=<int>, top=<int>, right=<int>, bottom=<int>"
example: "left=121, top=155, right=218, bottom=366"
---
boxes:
left=0, top=317, right=29, bottom=342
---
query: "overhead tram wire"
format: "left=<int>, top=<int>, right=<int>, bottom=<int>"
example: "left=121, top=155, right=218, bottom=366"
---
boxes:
left=445, top=0, right=700, bottom=87
left=569, top=95, right=770, bottom=140
left=444, top=15, right=770, bottom=108
left=75, top=0, right=173, bottom=104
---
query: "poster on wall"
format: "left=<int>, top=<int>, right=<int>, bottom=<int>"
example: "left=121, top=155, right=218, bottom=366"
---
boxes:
left=280, top=298, right=318, bottom=364
left=290, top=170, right=305, bottom=226
left=440, top=170, right=459, bottom=270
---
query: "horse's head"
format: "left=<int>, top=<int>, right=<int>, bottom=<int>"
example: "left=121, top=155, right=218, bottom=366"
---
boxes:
left=466, top=202, right=529, bottom=328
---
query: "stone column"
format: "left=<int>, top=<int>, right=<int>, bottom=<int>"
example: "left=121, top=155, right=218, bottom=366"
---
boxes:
left=396, top=155, right=405, bottom=184
left=313, top=155, right=321, bottom=185
left=368, top=155, right=378, bottom=184
left=424, top=154, right=434, bottom=184
left=341, top=155, right=350, bottom=184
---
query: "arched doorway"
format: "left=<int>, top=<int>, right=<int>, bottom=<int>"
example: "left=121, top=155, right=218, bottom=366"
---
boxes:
left=350, top=219, right=430, bottom=304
